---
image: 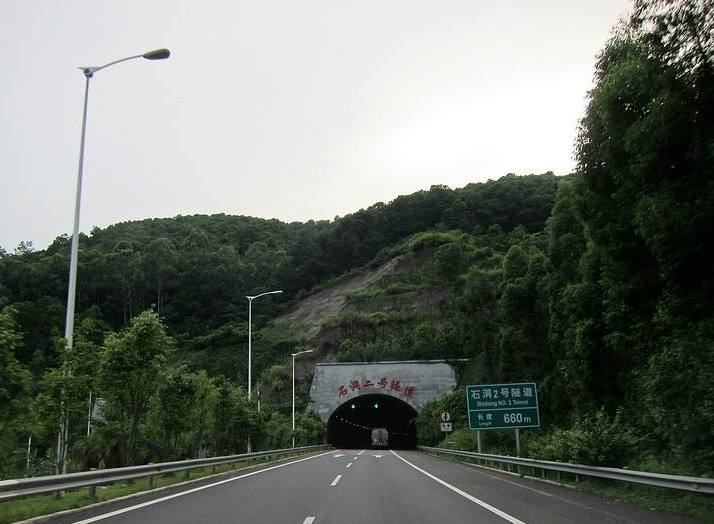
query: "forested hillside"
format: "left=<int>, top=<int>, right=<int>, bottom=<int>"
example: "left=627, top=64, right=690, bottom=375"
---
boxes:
left=1, top=0, right=711, bottom=482
left=0, top=173, right=559, bottom=476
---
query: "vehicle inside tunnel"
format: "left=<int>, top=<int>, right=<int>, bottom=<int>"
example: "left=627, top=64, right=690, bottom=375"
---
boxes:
left=326, top=394, right=418, bottom=449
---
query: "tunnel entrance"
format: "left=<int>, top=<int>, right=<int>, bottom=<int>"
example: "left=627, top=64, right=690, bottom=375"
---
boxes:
left=327, top=394, right=418, bottom=449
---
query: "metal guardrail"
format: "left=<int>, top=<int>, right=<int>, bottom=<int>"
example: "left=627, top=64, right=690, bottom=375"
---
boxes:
left=420, top=446, right=714, bottom=494
left=0, top=445, right=329, bottom=502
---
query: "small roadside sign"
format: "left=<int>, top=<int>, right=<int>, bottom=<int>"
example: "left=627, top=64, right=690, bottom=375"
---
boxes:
left=440, top=422, right=452, bottom=432
left=440, top=411, right=451, bottom=422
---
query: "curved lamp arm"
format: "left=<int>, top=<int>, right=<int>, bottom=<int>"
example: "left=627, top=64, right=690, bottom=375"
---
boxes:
left=247, top=290, right=283, bottom=301
left=80, top=48, right=170, bottom=77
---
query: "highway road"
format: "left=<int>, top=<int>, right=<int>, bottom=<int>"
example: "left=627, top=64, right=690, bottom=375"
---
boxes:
left=42, top=449, right=698, bottom=524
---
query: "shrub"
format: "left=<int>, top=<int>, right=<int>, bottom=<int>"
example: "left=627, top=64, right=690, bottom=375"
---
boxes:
left=531, top=408, right=639, bottom=467
left=440, top=428, right=478, bottom=451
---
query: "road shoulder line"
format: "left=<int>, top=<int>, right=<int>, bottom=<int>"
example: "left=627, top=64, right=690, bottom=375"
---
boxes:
left=69, top=450, right=334, bottom=524
left=391, top=450, right=526, bottom=524
left=455, top=460, right=642, bottom=524
left=12, top=452, right=328, bottom=524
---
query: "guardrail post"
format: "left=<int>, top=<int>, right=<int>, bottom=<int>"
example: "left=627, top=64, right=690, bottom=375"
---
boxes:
left=212, top=464, right=217, bottom=474
left=184, top=469, right=190, bottom=480
left=87, top=468, right=97, bottom=498
left=147, top=475, right=154, bottom=490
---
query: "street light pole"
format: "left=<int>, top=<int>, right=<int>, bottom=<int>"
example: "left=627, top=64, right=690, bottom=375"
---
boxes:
left=57, top=49, right=170, bottom=475
left=245, top=290, right=282, bottom=453
left=292, top=349, right=313, bottom=448
left=65, top=48, right=171, bottom=355
left=245, top=290, right=282, bottom=401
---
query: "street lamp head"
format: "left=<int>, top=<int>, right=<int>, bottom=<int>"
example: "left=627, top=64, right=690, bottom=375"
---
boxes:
left=247, top=290, right=283, bottom=300
left=143, top=48, right=171, bottom=60
left=80, top=49, right=170, bottom=78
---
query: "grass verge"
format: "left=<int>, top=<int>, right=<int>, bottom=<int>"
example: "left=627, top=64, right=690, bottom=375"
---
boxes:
left=0, top=452, right=309, bottom=524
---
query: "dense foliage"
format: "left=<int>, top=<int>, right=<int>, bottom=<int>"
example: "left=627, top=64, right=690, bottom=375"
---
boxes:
left=416, top=0, right=714, bottom=474
left=0, top=173, right=558, bottom=377
left=0, top=173, right=559, bottom=476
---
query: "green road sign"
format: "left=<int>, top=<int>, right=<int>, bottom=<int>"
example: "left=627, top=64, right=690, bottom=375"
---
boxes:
left=466, top=382, right=540, bottom=430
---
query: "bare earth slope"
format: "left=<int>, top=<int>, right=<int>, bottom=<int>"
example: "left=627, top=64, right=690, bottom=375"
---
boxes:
left=273, top=255, right=405, bottom=338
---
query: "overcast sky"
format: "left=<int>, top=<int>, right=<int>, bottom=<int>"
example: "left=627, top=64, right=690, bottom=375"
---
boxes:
left=0, top=0, right=630, bottom=251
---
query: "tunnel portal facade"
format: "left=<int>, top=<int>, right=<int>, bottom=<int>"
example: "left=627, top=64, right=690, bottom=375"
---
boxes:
left=307, top=361, right=457, bottom=449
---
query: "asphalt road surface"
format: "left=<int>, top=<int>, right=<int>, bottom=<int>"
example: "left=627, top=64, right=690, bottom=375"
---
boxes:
left=41, top=450, right=699, bottom=524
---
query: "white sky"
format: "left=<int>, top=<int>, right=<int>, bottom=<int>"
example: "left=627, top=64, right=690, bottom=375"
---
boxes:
left=0, top=0, right=629, bottom=251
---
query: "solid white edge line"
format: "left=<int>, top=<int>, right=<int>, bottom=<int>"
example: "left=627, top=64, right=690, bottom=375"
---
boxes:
left=346, top=462, right=352, bottom=468
left=302, top=518, right=315, bottom=524
left=330, top=474, right=342, bottom=486
left=456, top=461, right=641, bottom=524
left=70, top=451, right=334, bottom=524
left=391, top=451, right=527, bottom=524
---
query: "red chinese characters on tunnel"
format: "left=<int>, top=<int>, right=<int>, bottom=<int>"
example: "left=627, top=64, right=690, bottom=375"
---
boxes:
left=336, top=378, right=416, bottom=400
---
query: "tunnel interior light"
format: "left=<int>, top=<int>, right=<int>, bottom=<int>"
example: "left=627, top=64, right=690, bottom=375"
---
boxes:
left=350, top=403, right=356, bottom=409
left=374, top=403, right=379, bottom=408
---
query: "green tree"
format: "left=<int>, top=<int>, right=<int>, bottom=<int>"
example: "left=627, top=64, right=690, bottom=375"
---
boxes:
left=144, top=367, right=217, bottom=460
left=143, top=238, right=178, bottom=317
left=107, top=241, right=144, bottom=325
left=0, top=307, right=32, bottom=477
left=292, top=413, right=325, bottom=446
left=565, top=0, right=714, bottom=470
left=99, top=310, right=173, bottom=465
left=496, top=241, right=550, bottom=383
left=211, top=380, right=256, bottom=454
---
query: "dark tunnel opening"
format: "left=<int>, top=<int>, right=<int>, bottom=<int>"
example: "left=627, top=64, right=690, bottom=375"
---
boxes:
left=327, top=394, right=418, bottom=449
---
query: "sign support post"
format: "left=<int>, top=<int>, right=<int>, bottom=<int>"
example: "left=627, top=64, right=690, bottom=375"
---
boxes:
left=515, top=428, right=520, bottom=457
left=476, top=430, right=482, bottom=454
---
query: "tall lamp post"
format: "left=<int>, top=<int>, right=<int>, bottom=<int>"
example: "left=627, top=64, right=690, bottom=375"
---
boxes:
left=291, top=349, right=313, bottom=448
left=245, top=290, right=283, bottom=401
left=245, top=290, right=282, bottom=453
left=58, top=49, right=170, bottom=475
